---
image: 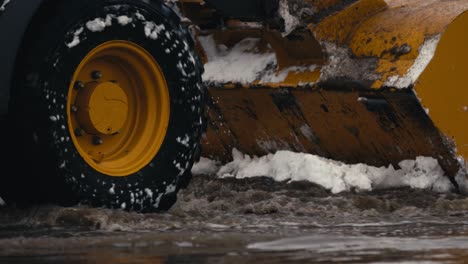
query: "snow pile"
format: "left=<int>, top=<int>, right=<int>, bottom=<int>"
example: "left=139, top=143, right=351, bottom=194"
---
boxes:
left=192, top=149, right=454, bottom=194
left=199, top=36, right=276, bottom=84
left=198, top=35, right=316, bottom=84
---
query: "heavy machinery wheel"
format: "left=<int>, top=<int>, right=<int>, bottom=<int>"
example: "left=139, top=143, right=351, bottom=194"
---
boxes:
left=5, top=0, right=205, bottom=212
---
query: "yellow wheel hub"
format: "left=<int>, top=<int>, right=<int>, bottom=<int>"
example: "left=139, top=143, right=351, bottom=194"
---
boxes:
left=67, top=40, right=170, bottom=177
left=75, top=81, right=129, bottom=135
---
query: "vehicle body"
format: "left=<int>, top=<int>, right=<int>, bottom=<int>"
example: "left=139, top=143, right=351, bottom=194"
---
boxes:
left=0, top=0, right=467, bottom=211
left=0, top=0, right=43, bottom=118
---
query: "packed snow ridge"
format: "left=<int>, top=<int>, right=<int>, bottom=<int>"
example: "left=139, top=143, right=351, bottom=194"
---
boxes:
left=192, top=149, right=455, bottom=194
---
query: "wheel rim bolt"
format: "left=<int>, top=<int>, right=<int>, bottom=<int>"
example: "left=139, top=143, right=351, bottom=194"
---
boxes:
left=74, top=81, right=85, bottom=90
left=92, top=71, right=103, bottom=80
left=74, top=128, right=84, bottom=137
left=93, top=136, right=104, bottom=145
left=71, top=105, right=78, bottom=113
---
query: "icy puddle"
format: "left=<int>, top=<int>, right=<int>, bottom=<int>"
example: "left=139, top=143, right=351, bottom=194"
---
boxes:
left=2, top=174, right=468, bottom=263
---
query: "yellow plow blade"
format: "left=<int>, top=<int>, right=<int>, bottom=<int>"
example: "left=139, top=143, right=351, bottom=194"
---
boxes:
left=187, top=0, right=468, bottom=180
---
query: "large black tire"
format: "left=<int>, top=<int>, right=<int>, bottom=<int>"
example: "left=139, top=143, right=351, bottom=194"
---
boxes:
left=5, top=0, right=205, bottom=212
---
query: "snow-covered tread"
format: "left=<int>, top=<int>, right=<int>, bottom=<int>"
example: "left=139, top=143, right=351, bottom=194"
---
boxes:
left=6, top=0, right=205, bottom=212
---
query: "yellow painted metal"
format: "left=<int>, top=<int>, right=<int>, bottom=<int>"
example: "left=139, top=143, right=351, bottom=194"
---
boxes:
left=311, top=0, right=387, bottom=44
left=414, top=11, right=468, bottom=160
left=67, top=40, right=170, bottom=177
left=75, top=81, right=129, bottom=135
left=348, top=0, right=468, bottom=88
left=186, top=0, right=468, bottom=89
left=181, top=0, right=468, bottom=175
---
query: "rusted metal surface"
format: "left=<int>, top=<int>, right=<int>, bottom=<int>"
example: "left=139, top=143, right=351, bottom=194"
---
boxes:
left=202, top=86, right=460, bottom=179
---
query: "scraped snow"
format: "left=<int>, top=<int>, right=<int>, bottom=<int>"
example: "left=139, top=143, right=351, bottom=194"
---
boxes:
left=193, top=149, right=454, bottom=194
left=199, top=35, right=316, bottom=84
left=385, top=35, right=441, bottom=89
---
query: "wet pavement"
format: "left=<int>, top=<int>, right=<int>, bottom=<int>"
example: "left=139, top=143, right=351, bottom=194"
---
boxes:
left=2, top=175, right=468, bottom=263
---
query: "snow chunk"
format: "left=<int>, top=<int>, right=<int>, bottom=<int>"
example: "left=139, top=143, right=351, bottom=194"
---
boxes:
left=66, top=27, right=84, bottom=48
left=86, top=16, right=112, bottom=32
left=175, top=241, right=193, bottom=248
left=0, top=196, right=5, bottom=207
left=117, top=15, right=133, bottom=26
left=385, top=35, right=441, bottom=89
left=166, top=184, right=176, bottom=194
left=164, top=0, right=192, bottom=23
left=176, top=135, right=190, bottom=147
left=192, top=157, right=220, bottom=175
left=278, top=0, right=301, bottom=36
left=135, top=12, right=146, bottom=21
left=144, top=188, right=153, bottom=198
left=0, top=0, right=10, bottom=12
left=216, top=149, right=453, bottom=194
left=144, top=22, right=166, bottom=40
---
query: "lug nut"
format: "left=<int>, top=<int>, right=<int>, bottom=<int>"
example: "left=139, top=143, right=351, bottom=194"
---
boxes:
left=74, top=81, right=85, bottom=90
left=71, top=105, right=78, bottom=113
left=93, top=136, right=104, bottom=145
left=74, top=128, right=84, bottom=137
left=91, top=71, right=103, bottom=80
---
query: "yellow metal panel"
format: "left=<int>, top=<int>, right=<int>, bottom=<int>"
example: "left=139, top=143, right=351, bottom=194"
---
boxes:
left=414, top=11, right=468, bottom=160
left=349, top=0, right=468, bottom=88
left=312, top=0, right=387, bottom=44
